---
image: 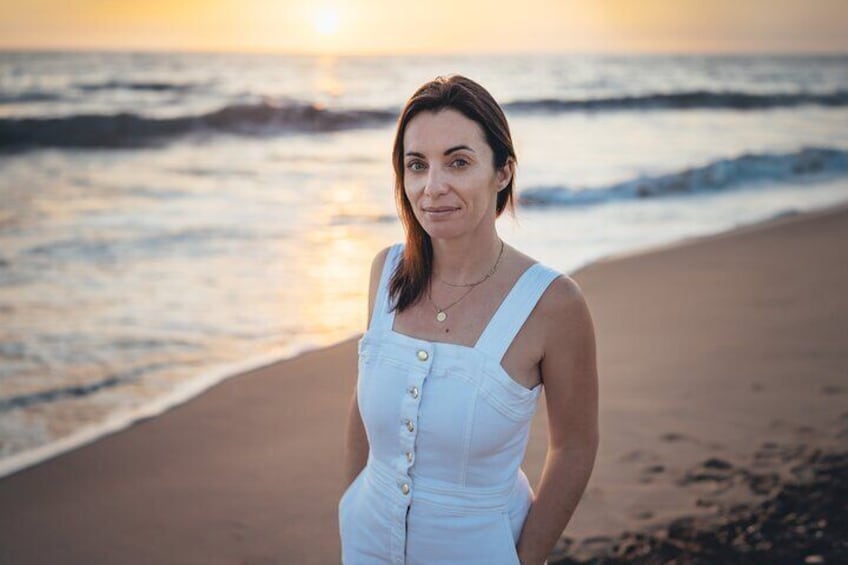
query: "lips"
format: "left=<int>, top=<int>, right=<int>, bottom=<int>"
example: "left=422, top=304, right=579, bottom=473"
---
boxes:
left=423, top=206, right=460, bottom=213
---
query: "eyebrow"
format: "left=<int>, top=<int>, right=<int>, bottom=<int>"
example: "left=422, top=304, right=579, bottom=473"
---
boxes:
left=405, top=145, right=475, bottom=158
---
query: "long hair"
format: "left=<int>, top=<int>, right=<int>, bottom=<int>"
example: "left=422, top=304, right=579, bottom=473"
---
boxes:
left=389, top=75, right=516, bottom=313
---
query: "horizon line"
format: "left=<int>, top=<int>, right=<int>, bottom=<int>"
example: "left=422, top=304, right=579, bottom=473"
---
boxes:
left=2, top=45, right=847, bottom=59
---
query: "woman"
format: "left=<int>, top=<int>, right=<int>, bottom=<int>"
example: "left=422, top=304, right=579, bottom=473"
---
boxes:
left=339, top=75, right=599, bottom=565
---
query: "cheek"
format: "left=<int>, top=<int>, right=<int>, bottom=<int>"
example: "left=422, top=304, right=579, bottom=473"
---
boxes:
left=403, top=183, right=416, bottom=204
left=403, top=182, right=423, bottom=215
left=403, top=175, right=419, bottom=197
left=467, top=176, right=498, bottom=207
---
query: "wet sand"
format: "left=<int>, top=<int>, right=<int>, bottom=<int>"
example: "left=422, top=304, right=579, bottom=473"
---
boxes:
left=1, top=202, right=847, bottom=564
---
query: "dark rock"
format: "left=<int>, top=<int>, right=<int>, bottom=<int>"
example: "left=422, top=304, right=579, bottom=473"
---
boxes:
left=703, top=458, right=732, bottom=470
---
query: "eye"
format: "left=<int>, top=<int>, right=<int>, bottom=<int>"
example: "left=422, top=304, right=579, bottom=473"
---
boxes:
left=450, top=157, right=470, bottom=168
left=406, top=160, right=426, bottom=172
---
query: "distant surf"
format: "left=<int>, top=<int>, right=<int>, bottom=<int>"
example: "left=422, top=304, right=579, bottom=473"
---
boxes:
left=3, top=89, right=847, bottom=151
left=503, top=89, right=848, bottom=113
left=0, top=100, right=397, bottom=149
left=518, top=147, right=848, bottom=207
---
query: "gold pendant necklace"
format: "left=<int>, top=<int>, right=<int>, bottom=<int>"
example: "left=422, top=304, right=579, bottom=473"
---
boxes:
left=428, top=285, right=475, bottom=323
left=427, top=239, right=505, bottom=323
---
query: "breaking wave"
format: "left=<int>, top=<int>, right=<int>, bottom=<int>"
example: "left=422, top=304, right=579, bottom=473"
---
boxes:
left=519, top=147, right=848, bottom=207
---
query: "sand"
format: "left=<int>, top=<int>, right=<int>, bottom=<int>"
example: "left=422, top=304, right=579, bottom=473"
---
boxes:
left=1, top=202, right=847, bottom=565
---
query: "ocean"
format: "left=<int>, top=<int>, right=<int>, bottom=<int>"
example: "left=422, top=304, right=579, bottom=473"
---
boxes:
left=1, top=50, right=847, bottom=477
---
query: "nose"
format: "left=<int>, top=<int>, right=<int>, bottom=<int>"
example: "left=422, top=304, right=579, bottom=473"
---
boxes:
left=423, top=166, right=449, bottom=198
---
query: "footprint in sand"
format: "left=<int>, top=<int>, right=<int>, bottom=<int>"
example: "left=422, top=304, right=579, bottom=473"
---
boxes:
left=638, top=464, right=665, bottom=483
left=680, top=458, right=779, bottom=498
left=677, top=457, right=736, bottom=488
left=659, top=431, right=724, bottom=450
left=619, top=449, right=661, bottom=463
left=754, top=441, right=807, bottom=467
left=676, top=457, right=739, bottom=493
left=796, top=425, right=817, bottom=436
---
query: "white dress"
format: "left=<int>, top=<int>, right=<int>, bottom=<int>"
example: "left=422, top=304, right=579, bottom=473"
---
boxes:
left=339, top=243, right=561, bottom=564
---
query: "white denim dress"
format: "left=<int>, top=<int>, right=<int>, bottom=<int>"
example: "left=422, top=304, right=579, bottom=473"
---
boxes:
left=339, top=243, right=560, bottom=564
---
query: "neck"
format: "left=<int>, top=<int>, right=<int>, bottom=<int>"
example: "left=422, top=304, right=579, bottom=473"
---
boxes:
left=430, top=227, right=503, bottom=285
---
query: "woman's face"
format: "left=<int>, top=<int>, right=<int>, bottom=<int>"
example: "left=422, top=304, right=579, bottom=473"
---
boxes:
left=402, top=108, right=511, bottom=241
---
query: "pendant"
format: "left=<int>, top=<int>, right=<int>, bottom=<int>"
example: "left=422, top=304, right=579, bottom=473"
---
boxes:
left=436, top=311, right=447, bottom=323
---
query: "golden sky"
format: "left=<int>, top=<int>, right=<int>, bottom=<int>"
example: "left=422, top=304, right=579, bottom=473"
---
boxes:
left=1, top=0, right=846, bottom=54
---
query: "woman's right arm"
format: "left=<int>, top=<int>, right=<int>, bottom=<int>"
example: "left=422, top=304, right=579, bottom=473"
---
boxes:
left=343, top=246, right=390, bottom=486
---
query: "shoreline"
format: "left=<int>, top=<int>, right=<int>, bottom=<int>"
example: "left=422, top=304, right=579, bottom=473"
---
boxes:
left=1, top=199, right=847, bottom=563
left=0, top=337, right=361, bottom=481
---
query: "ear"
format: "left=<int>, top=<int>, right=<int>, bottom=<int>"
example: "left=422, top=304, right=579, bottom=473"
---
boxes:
left=495, top=158, right=515, bottom=192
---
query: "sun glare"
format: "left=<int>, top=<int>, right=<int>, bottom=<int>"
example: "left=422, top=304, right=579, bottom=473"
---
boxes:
left=313, top=8, right=341, bottom=36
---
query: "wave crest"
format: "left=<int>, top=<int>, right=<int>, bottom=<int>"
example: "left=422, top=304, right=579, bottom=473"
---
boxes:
left=504, top=90, right=848, bottom=113
left=518, top=147, right=848, bottom=207
left=3, top=89, right=847, bottom=151
left=0, top=100, right=397, bottom=150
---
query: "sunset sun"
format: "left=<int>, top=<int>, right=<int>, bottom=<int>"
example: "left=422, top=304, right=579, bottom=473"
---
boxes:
left=312, top=8, right=341, bottom=36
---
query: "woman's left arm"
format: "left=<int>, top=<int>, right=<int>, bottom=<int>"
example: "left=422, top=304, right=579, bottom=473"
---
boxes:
left=516, top=276, right=600, bottom=565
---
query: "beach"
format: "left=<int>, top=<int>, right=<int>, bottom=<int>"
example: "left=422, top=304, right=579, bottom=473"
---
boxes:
left=1, top=201, right=846, bottom=564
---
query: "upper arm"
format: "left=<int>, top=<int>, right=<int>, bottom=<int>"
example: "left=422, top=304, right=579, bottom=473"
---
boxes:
left=366, top=246, right=392, bottom=329
left=539, top=275, right=599, bottom=452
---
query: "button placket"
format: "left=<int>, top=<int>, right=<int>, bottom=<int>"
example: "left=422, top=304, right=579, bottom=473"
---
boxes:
left=397, top=345, right=431, bottom=506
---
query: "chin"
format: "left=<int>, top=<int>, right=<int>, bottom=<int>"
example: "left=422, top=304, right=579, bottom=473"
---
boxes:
left=422, top=224, right=470, bottom=242
left=417, top=212, right=485, bottom=241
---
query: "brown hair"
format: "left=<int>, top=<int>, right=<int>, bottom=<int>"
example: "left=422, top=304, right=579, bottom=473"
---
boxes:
left=389, top=74, right=517, bottom=313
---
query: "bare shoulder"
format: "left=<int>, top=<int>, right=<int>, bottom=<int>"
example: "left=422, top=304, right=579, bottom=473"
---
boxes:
left=535, top=272, right=596, bottom=350
left=540, top=274, right=590, bottom=322
left=369, top=246, right=392, bottom=286
left=366, top=246, right=394, bottom=327
left=503, top=246, right=590, bottom=329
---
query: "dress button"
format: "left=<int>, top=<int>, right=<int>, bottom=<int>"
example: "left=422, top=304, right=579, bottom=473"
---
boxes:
left=416, top=350, right=429, bottom=361
left=401, top=483, right=410, bottom=495
left=405, top=419, right=415, bottom=432
left=406, top=451, right=414, bottom=463
left=409, top=386, right=419, bottom=399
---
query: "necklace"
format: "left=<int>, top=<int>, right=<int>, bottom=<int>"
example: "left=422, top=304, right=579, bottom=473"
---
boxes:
left=439, top=239, right=505, bottom=288
left=427, top=239, right=505, bottom=323
left=427, top=285, right=474, bottom=323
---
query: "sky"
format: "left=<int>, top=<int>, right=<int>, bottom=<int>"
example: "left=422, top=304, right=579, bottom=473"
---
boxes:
left=1, top=0, right=846, bottom=54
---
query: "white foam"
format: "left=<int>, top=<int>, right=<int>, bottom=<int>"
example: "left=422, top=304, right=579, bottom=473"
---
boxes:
left=0, top=332, right=360, bottom=480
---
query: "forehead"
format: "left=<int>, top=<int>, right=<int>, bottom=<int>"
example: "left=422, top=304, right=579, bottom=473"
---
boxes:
left=403, top=108, right=489, bottom=153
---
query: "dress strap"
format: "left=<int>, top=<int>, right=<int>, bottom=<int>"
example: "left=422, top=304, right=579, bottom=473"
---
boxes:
left=369, top=243, right=404, bottom=331
left=474, top=263, right=561, bottom=361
